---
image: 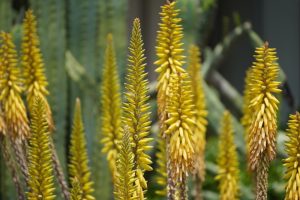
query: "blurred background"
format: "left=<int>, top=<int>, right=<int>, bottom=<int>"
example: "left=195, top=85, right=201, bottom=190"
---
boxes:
left=0, top=0, right=299, bottom=199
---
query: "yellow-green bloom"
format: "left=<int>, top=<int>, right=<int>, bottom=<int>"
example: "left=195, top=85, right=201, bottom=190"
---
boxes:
left=21, top=10, right=53, bottom=131
left=165, top=72, right=196, bottom=181
left=216, top=111, right=240, bottom=200
left=69, top=99, right=95, bottom=200
left=187, top=45, right=208, bottom=181
left=114, top=126, right=137, bottom=200
left=27, top=97, right=55, bottom=200
left=122, top=18, right=152, bottom=197
left=248, top=42, right=281, bottom=200
left=248, top=42, right=281, bottom=170
left=283, top=112, right=300, bottom=200
left=100, top=34, right=122, bottom=178
left=70, top=178, right=83, bottom=200
left=155, top=1, right=185, bottom=134
left=0, top=31, right=29, bottom=140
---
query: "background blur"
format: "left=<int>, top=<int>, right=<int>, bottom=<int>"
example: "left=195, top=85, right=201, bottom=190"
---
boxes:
left=0, top=0, right=299, bottom=199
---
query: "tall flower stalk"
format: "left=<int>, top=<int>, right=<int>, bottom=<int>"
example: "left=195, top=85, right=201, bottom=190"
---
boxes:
left=0, top=31, right=29, bottom=181
left=154, top=2, right=187, bottom=198
left=100, top=34, right=122, bottom=179
left=248, top=42, right=281, bottom=200
left=283, top=112, right=300, bottom=200
left=216, top=111, right=240, bottom=200
left=21, top=11, right=69, bottom=198
left=187, top=45, right=208, bottom=200
left=69, top=99, right=95, bottom=200
left=0, top=31, right=30, bottom=140
left=27, top=97, right=55, bottom=200
left=122, top=18, right=152, bottom=198
left=21, top=10, right=53, bottom=131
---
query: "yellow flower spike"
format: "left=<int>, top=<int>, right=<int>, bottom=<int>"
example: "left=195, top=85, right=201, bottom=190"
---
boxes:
left=114, top=126, right=137, bottom=200
left=187, top=45, right=208, bottom=182
left=155, top=1, right=186, bottom=134
left=155, top=135, right=167, bottom=196
left=155, top=1, right=187, bottom=198
left=248, top=42, right=281, bottom=200
left=0, top=31, right=30, bottom=140
left=27, top=96, right=55, bottom=200
left=283, top=112, right=300, bottom=200
left=100, top=34, right=122, bottom=178
left=123, top=18, right=152, bottom=194
left=69, top=98, right=95, bottom=200
left=166, top=72, right=196, bottom=181
left=21, top=10, right=54, bottom=131
left=70, top=177, right=83, bottom=200
left=215, top=111, right=240, bottom=200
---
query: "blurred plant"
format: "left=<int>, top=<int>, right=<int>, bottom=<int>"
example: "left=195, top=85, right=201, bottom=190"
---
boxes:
left=100, top=34, right=122, bottom=179
left=21, top=10, right=54, bottom=131
left=155, top=136, right=167, bottom=196
left=216, top=111, right=240, bottom=200
left=68, top=99, right=95, bottom=200
left=187, top=45, right=208, bottom=199
left=248, top=42, right=281, bottom=200
left=283, top=112, right=300, bottom=200
left=27, top=97, right=55, bottom=200
left=122, top=18, right=152, bottom=198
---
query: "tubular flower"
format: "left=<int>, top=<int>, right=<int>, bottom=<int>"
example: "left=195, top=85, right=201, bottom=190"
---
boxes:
left=154, top=1, right=185, bottom=134
left=165, top=72, right=196, bottom=181
left=114, top=126, right=137, bottom=200
left=123, top=18, right=152, bottom=192
left=283, top=112, right=300, bottom=200
left=21, top=10, right=54, bottom=131
left=248, top=42, right=281, bottom=170
left=70, top=178, right=83, bottom=200
left=69, top=99, right=95, bottom=200
left=100, top=34, right=122, bottom=177
left=0, top=32, right=30, bottom=140
left=187, top=45, right=208, bottom=181
left=248, top=42, right=281, bottom=200
left=215, top=111, right=240, bottom=200
left=27, top=97, right=55, bottom=200
left=155, top=135, right=167, bottom=196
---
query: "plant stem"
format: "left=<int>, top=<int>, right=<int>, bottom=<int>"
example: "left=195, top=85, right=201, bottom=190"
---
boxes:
left=1, top=136, right=25, bottom=200
left=179, top=175, right=187, bottom=200
left=255, top=154, right=269, bottom=200
left=10, top=138, right=28, bottom=183
left=166, top=139, right=176, bottom=200
left=50, top=139, right=70, bottom=200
